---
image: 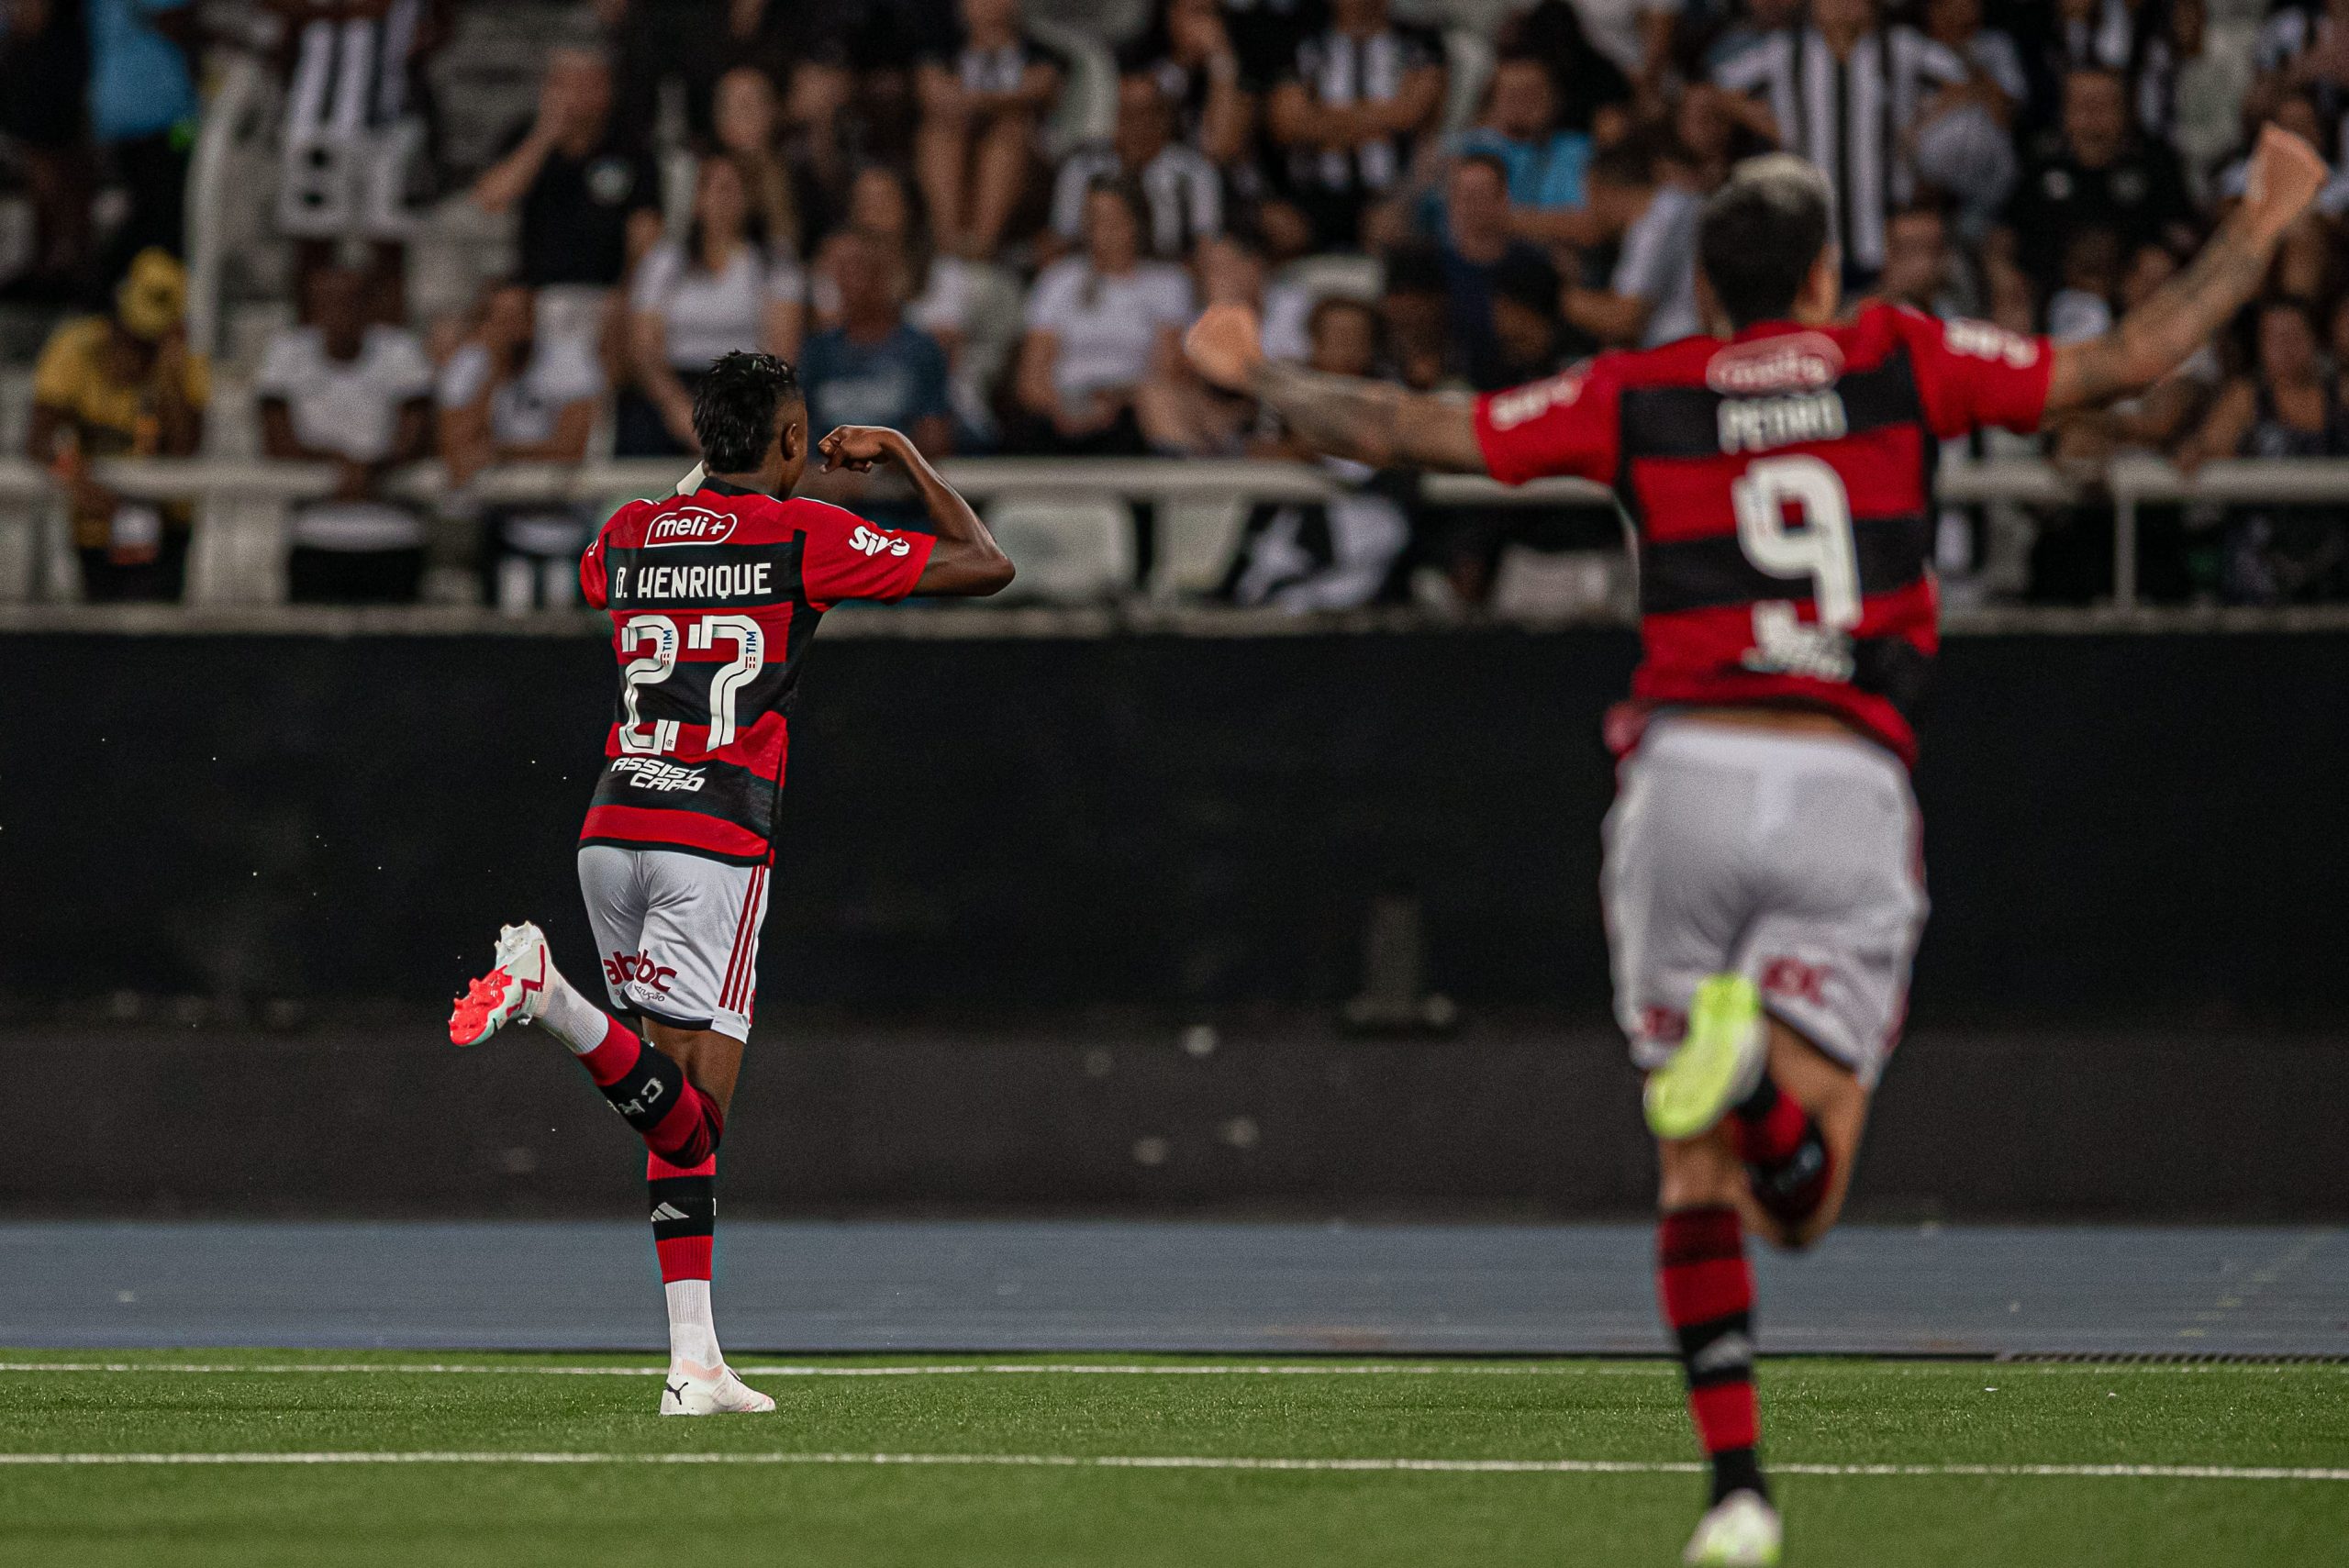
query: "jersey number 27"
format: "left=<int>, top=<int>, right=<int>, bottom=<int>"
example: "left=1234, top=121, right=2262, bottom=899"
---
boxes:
left=617, top=613, right=767, bottom=754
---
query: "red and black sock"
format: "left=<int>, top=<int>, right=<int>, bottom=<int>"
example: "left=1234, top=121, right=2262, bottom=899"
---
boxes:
left=1657, top=1205, right=1767, bottom=1506
left=1733, top=1075, right=1832, bottom=1229
left=648, top=1151, right=716, bottom=1284
left=574, top=1017, right=726, bottom=1167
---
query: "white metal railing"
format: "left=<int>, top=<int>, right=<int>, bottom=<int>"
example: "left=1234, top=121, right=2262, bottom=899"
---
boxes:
left=3, top=455, right=2348, bottom=615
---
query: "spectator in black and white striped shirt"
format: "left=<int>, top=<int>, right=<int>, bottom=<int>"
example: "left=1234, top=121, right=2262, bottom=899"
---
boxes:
left=1712, top=0, right=1970, bottom=285
left=1048, top=74, right=1223, bottom=263
left=1263, top=0, right=1447, bottom=255
left=914, top=0, right=1069, bottom=260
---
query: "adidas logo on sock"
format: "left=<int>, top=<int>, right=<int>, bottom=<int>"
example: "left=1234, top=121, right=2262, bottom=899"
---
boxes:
left=1691, top=1332, right=1753, bottom=1376
left=650, top=1202, right=692, bottom=1222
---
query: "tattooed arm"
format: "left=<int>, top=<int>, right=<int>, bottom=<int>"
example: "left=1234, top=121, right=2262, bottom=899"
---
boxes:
left=2045, top=126, right=2328, bottom=415
left=1245, top=358, right=1488, bottom=472
left=1186, top=306, right=1489, bottom=472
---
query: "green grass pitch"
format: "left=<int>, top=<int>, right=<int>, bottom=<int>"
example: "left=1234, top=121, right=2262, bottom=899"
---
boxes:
left=2, top=1351, right=2343, bottom=1566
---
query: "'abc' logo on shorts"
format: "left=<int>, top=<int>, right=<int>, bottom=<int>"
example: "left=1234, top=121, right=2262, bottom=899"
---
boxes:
left=605, top=951, right=676, bottom=995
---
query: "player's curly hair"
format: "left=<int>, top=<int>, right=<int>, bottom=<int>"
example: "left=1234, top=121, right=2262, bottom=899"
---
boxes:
left=692, top=351, right=802, bottom=474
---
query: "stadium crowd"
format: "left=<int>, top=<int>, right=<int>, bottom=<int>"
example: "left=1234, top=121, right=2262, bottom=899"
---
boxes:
left=6, top=0, right=2349, bottom=607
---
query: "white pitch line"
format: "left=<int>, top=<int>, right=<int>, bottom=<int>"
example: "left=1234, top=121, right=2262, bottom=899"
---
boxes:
left=0, top=1362, right=1670, bottom=1379
left=0, top=1451, right=2342, bottom=1482
left=2, top=1360, right=2337, bottom=1382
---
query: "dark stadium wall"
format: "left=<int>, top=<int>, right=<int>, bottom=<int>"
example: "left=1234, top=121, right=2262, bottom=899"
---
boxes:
left=8, top=628, right=2349, bottom=1023
left=6, top=627, right=2348, bottom=1220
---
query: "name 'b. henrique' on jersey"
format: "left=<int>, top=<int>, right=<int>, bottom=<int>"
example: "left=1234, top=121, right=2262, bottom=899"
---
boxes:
left=1475, top=304, right=2051, bottom=765
left=577, top=477, right=935, bottom=863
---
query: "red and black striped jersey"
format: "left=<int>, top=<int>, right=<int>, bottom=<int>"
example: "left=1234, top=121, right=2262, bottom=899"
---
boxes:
left=576, top=478, right=935, bottom=864
left=1474, top=304, right=2052, bottom=766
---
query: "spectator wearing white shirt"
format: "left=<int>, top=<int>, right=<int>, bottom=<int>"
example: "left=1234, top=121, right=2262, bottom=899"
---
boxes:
left=1562, top=135, right=1703, bottom=349
left=1920, top=0, right=2027, bottom=118
left=1013, top=179, right=1196, bottom=455
left=256, top=265, right=436, bottom=604
left=620, top=152, right=807, bottom=457
left=438, top=281, right=605, bottom=613
left=1050, top=74, right=1224, bottom=263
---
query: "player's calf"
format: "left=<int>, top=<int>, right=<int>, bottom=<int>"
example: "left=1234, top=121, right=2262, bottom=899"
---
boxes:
left=450, top=922, right=726, bottom=1166
left=1657, top=1201, right=1767, bottom=1511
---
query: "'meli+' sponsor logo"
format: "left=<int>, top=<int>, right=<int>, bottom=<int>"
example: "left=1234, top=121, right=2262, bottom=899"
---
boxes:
left=644, top=506, right=739, bottom=548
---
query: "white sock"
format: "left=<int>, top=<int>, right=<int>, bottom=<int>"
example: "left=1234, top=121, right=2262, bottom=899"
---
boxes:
left=665, top=1279, right=724, bottom=1372
left=536, top=971, right=611, bottom=1054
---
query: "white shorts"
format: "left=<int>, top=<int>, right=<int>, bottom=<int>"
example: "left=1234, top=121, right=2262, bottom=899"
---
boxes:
left=1600, top=717, right=1928, bottom=1088
left=576, top=846, right=772, bottom=1041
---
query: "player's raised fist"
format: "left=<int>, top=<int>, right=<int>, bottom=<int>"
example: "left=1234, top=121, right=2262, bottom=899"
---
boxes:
left=819, top=425, right=902, bottom=473
left=2243, top=123, right=2330, bottom=242
left=1186, top=304, right=1265, bottom=393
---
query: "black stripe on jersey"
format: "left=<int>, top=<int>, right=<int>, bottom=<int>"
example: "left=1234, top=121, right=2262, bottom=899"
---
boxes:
left=1638, top=511, right=1932, bottom=616
left=604, top=540, right=804, bottom=610
left=1618, top=350, right=1926, bottom=461
left=589, top=752, right=781, bottom=843
left=1853, top=633, right=1932, bottom=721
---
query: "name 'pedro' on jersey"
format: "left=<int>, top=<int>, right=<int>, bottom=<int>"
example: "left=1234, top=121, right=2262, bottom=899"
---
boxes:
left=576, top=477, right=935, bottom=864
left=1472, top=303, right=2053, bottom=766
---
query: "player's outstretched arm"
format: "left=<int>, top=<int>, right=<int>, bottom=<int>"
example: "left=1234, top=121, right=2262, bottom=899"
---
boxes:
left=818, top=425, right=1016, bottom=596
left=2045, top=126, right=2328, bottom=415
left=1185, top=306, right=1488, bottom=473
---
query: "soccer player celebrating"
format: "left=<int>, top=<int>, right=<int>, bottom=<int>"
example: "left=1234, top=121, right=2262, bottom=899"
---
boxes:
left=1187, top=128, right=2325, bottom=1565
left=449, top=351, right=1011, bottom=1415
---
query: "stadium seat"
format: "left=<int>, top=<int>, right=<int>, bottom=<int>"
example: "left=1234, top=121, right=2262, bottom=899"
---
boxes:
left=1441, top=28, right=1496, bottom=139
left=1489, top=544, right=1629, bottom=624
left=1028, top=0, right=1152, bottom=48
left=1149, top=497, right=1250, bottom=600
left=952, top=262, right=1030, bottom=428
left=983, top=496, right=1137, bottom=604
left=1030, top=19, right=1119, bottom=158
left=1275, top=252, right=1386, bottom=306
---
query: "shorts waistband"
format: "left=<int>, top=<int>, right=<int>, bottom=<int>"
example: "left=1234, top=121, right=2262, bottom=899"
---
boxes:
left=1639, top=712, right=1909, bottom=784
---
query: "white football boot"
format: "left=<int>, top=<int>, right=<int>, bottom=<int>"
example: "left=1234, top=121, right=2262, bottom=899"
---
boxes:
left=449, top=923, right=555, bottom=1047
left=659, top=1360, right=777, bottom=1417
left=1682, top=1490, right=1783, bottom=1567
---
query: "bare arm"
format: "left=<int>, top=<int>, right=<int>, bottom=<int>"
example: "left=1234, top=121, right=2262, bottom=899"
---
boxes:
left=438, top=390, right=495, bottom=484
left=1356, top=64, right=1444, bottom=139
left=818, top=425, right=1013, bottom=596
left=1248, top=358, right=1486, bottom=471
left=629, top=309, right=699, bottom=447
left=498, top=398, right=599, bottom=464
left=2175, top=378, right=2256, bottom=474
left=1197, top=59, right=1252, bottom=166
left=470, top=122, right=560, bottom=216
left=1185, top=302, right=1485, bottom=470
left=2045, top=127, right=2326, bottom=415
left=1014, top=328, right=1063, bottom=418
left=1562, top=285, right=1653, bottom=350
